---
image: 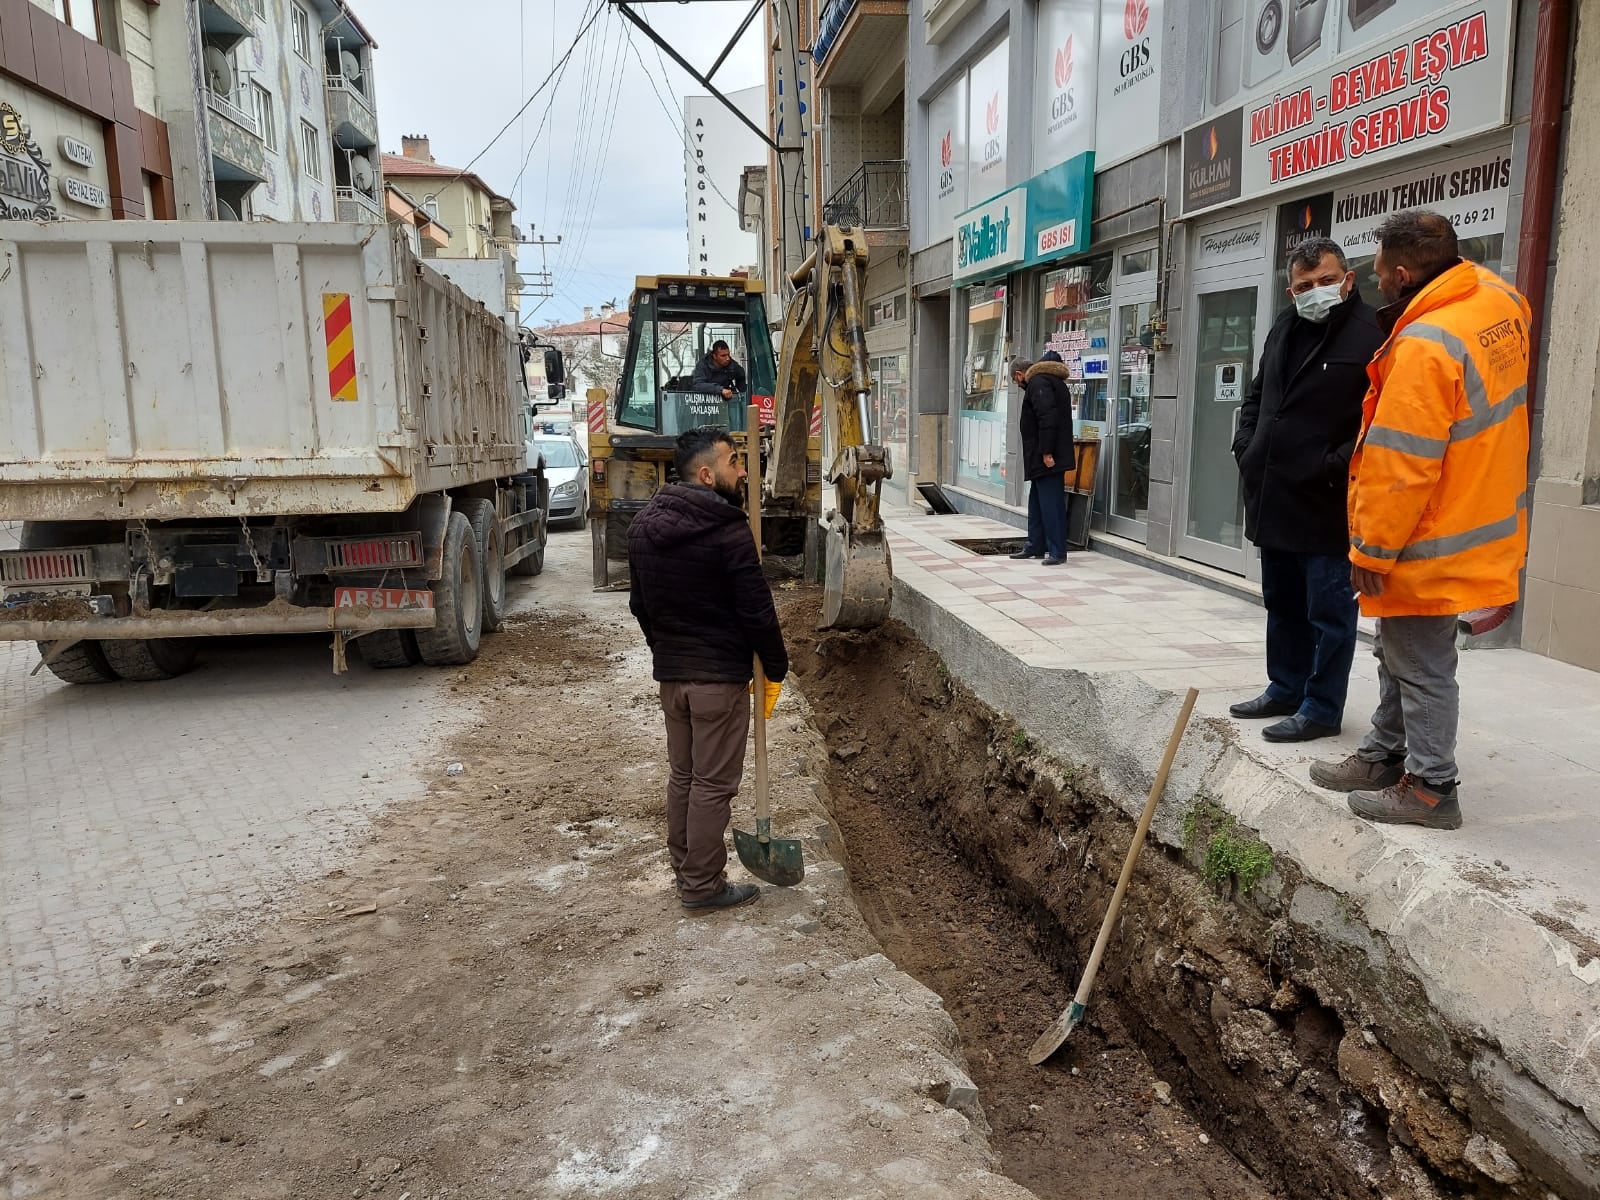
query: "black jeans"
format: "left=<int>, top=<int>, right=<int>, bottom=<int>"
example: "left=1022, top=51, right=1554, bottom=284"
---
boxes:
left=1259, top=548, right=1359, bottom=727
left=1025, top=473, right=1068, bottom=559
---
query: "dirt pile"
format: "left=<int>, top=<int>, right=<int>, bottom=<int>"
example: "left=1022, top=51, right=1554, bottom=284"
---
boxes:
left=781, top=594, right=1533, bottom=1200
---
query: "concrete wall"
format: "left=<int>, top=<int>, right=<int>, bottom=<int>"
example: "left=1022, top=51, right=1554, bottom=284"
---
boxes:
left=1524, top=2, right=1600, bottom=669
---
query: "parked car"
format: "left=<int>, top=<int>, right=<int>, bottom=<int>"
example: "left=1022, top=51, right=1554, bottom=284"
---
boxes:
left=532, top=434, right=588, bottom=527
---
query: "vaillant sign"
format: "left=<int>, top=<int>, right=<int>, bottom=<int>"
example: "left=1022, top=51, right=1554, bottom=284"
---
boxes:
left=954, top=188, right=1026, bottom=283
left=1181, top=0, right=1515, bottom=215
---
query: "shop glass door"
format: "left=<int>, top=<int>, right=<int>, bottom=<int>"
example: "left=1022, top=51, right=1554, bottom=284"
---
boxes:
left=1109, top=298, right=1156, bottom=534
left=958, top=284, right=1009, bottom=495
left=1180, top=285, right=1258, bottom=574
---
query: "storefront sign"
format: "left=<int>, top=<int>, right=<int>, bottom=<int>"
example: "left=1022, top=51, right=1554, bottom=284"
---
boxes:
left=952, top=152, right=1095, bottom=283
left=1095, top=0, right=1163, bottom=169
left=0, top=102, right=57, bottom=221
left=926, top=77, right=969, bottom=238
left=1330, top=141, right=1513, bottom=255
left=1196, top=220, right=1264, bottom=268
left=1181, top=0, right=1515, bottom=215
left=58, top=135, right=95, bottom=168
left=968, top=39, right=1010, bottom=194
left=1182, top=109, right=1244, bottom=212
left=1034, top=0, right=1097, bottom=173
left=1277, top=194, right=1336, bottom=264
left=59, top=175, right=108, bottom=209
left=954, top=188, right=1026, bottom=282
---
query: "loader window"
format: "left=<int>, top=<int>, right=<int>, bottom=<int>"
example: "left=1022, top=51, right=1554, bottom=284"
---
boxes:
left=619, top=308, right=659, bottom=430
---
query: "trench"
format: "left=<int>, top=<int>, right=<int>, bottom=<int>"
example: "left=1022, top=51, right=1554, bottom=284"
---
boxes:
left=778, top=594, right=1466, bottom=1200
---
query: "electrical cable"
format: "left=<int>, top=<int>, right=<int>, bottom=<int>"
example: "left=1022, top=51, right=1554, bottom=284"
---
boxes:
left=624, top=27, right=740, bottom=215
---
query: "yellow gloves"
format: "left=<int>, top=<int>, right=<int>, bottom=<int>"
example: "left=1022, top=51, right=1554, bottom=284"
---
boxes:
left=750, top=678, right=782, bottom=720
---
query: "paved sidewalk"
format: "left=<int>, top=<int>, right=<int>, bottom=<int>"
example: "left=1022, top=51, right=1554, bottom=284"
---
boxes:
left=886, top=511, right=1600, bottom=1191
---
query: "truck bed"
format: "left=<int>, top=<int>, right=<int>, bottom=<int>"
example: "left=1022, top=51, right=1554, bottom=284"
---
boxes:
left=0, top=222, right=523, bottom=522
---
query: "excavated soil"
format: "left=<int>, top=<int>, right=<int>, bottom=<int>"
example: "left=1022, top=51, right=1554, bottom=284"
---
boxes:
left=780, top=593, right=1496, bottom=1200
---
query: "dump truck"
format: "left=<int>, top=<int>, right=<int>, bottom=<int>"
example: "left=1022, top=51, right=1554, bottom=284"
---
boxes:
left=0, top=221, right=562, bottom=682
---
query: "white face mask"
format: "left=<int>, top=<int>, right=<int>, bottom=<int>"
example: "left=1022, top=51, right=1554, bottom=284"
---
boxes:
left=1293, top=282, right=1345, bottom=323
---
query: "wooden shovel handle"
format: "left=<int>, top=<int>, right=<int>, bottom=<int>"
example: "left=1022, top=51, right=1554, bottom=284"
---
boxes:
left=747, top=403, right=770, bottom=827
left=1071, top=688, right=1198, bottom=1009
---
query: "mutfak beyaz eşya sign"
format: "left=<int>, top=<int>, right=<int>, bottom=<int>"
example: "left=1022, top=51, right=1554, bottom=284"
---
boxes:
left=1180, top=0, right=1515, bottom=216
left=953, top=188, right=1026, bottom=283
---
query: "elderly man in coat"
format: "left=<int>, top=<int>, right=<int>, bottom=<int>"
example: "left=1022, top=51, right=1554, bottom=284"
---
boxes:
left=1008, top=355, right=1076, bottom=566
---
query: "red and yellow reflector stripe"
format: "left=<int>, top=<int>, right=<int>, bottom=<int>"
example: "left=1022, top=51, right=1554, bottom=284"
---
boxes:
left=323, top=292, right=359, bottom=402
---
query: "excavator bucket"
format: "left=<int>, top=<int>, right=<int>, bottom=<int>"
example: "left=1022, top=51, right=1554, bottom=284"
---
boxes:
left=820, top=515, right=893, bottom=630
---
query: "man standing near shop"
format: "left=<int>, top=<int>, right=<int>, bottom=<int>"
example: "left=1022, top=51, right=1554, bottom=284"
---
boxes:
left=628, top=427, right=789, bottom=908
left=1311, top=211, right=1531, bottom=830
left=1230, top=238, right=1383, bottom=743
left=1008, top=355, right=1075, bottom=565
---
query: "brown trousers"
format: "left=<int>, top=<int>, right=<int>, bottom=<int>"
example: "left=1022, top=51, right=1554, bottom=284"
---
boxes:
left=660, top=681, right=751, bottom=902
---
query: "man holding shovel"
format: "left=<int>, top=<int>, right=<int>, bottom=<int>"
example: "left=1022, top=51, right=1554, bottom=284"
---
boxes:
left=628, top=427, right=789, bottom=911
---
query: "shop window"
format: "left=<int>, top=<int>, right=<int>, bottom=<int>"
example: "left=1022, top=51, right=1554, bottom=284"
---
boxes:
left=1120, top=248, right=1156, bottom=278
left=869, top=352, right=911, bottom=461
left=958, top=285, right=1009, bottom=492
left=1039, top=257, right=1114, bottom=427
left=300, top=120, right=322, bottom=180
left=867, top=292, right=907, bottom=330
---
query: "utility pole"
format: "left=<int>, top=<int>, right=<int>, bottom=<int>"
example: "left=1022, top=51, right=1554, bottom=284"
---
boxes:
left=516, top=231, right=562, bottom=301
left=767, top=0, right=812, bottom=282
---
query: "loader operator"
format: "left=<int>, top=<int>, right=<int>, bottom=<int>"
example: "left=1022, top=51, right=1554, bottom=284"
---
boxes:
left=628, top=426, right=788, bottom=912
left=690, top=340, right=747, bottom=400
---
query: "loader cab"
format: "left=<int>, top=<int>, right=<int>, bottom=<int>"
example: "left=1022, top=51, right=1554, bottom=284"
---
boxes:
left=613, top=277, right=776, bottom=436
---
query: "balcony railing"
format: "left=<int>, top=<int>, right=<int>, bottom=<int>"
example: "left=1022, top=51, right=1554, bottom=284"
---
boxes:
left=335, top=185, right=380, bottom=213
left=821, top=160, right=908, bottom=230
left=812, top=0, right=856, bottom=67
left=205, top=87, right=258, bottom=136
left=325, top=73, right=374, bottom=115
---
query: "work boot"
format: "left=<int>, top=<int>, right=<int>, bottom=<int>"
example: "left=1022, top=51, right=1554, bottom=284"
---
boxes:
left=1009, top=548, right=1042, bottom=560
left=681, top=881, right=761, bottom=911
left=1309, top=753, right=1404, bottom=793
left=1348, top=775, right=1463, bottom=830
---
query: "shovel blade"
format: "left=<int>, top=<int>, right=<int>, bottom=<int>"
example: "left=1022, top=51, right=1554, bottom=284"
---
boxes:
left=733, top=824, right=805, bottom=887
left=1027, top=1000, right=1085, bottom=1066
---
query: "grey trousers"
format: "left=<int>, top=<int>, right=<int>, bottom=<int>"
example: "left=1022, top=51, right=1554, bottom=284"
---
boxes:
left=661, top=681, right=751, bottom=902
left=1355, top=615, right=1460, bottom=783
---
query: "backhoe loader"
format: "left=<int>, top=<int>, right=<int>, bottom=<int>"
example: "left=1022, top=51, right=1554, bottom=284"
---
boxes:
left=583, top=226, right=892, bottom=630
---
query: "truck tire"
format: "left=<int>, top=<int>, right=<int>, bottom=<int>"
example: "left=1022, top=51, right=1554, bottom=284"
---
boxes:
left=415, top=511, right=482, bottom=666
left=102, top=638, right=198, bottom=681
left=461, top=498, right=507, bottom=633
left=361, top=629, right=420, bottom=669
left=20, top=521, right=120, bottom=684
left=34, top=641, right=118, bottom=684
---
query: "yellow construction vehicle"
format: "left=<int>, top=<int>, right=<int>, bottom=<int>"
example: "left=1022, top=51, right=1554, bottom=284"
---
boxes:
left=583, top=227, right=892, bottom=629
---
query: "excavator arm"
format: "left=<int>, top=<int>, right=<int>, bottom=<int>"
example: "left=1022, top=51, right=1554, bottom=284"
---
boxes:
left=766, top=227, right=893, bottom=630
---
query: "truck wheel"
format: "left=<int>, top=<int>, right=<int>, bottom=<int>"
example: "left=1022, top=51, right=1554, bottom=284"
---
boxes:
left=34, top=641, right=118, bottom=684
left=462, top=498, right=507, bottom=633
left=415, top=511, right=482, bottom=666
left=102, top=638, right=198, bottom=682
left=509, top=479, right=547, bottom=577
left=361, top=629, right=420, bottom=669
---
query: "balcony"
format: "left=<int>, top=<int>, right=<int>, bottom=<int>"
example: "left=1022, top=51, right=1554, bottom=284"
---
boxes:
left=325, top=75, right=379, bottom=149
left=822, top=160, right=908, bottom=246
left=206, top=98, right=267, bottom=183
left=813, top=0, right=907, bottom=93
left=336, top=186, right=382, bottom=223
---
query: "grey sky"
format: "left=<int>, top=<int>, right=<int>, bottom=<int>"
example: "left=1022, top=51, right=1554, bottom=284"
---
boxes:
left=370, top=0, right=766, bottom=326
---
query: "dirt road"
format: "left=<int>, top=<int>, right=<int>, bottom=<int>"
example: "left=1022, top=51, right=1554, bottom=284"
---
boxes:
left=0, top=536, right=1035, bottom=1200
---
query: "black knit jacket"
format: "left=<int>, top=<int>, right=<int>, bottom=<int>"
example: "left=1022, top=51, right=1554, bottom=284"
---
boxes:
left=627, top=483, right=789, bottom=684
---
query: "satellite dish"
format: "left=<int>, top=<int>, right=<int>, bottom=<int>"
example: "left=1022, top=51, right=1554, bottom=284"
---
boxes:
left=217, top=199, right=241, bottom=221
left=350, top=153, right=375, bottom=192
left=340, top=50, right=362, bottom=83
left=204, top=45, right=235, bottom=97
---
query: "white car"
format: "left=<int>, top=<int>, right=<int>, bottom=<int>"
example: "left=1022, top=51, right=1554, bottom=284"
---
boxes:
left=532, top=434, right=588, bottom=527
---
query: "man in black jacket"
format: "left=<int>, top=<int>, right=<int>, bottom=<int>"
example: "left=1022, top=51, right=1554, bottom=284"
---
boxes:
left=1009, top=356, right=1076, bottom=565
left=1230, top=238, right=1383, bottom=743
left=628, top=427, right=789, bottom=911
left=689, top=340, right=748, bottom=399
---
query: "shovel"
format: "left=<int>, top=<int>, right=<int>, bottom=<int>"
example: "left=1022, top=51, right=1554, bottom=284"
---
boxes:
left=733, top=404, right=805, bottom=888
left=1028, top=687, right=1198, bottom=1066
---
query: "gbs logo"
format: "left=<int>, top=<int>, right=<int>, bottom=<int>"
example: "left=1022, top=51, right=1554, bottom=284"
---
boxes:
left=1051, top=36, right=1076, bottom=120
left=1120, top=0, right=1151, bottom=77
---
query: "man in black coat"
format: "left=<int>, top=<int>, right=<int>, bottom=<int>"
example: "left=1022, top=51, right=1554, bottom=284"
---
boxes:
left=628, top=427, right=789, bottom=911
left=690, top=340, right=748, bottom=399
left=1230, top=238, right=1383, bottom=743
left=1009, top=356, right=1077, bottom=565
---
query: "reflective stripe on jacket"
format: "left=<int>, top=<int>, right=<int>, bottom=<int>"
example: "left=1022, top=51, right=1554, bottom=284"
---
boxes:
left=1348, top=261, right=1531, bottom=617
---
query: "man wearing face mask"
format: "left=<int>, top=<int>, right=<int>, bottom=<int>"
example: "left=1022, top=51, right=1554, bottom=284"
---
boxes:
left=1311, top=211, right=1530, bottom=830
left=628, top=427, right=789, bottom=909
left=1230, top=238, right=1383, bottom=743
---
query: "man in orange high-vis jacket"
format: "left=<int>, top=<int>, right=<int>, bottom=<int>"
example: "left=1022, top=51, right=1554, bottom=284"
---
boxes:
left=1311, top=211, right=1530, bottom=831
